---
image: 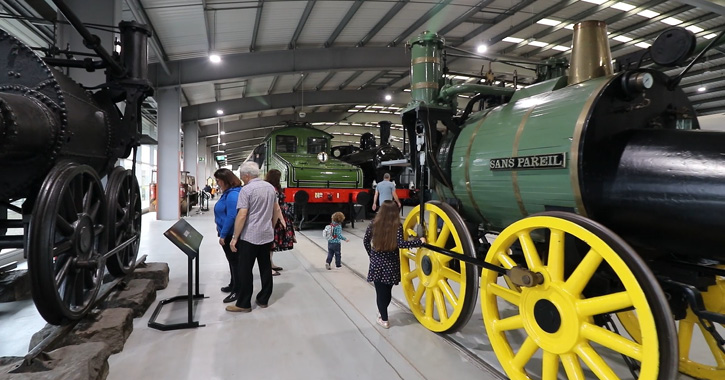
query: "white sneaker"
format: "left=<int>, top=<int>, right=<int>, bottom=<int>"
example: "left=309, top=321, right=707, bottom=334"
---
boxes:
left=325, top=263, right=331, bottom=270
left=377, top=317, right=390, bottom=329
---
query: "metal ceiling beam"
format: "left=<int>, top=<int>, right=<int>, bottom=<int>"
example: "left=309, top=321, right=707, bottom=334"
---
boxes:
left=149, top=47, right=408, bottom=87
left=388, top=0, right=453, bottom=47
left=676, top=0, right=725, bottom=16
left=357, top=0, right=407, bottom=47
left=485, top=0, right=579, bottom=49
left=438, top=0, right=495, bottom=36
left=359, top=70, right=389, bottom=90
left=267, top=75, right=278, bottom=95
left=458, top=0, right=537, bottom=47
left=183, top=89, right=411, bottom=122
left=124, top=0, right=170, bottom=76
left=325, top=0, right=363, bottom=48
left=289, top=0, right=316, bottom=49
left=292, top=73, right=306, bottom=92
left=499, top=0, right=619, bottom=55
left=250, top=0, right=264, bottom=52
left=611, top=13, right=719, bottom=54
left=201, top=0, right=211, bottom=52
left=691, top=93, right=725, bottom=105
left=315, top=72, right=336, bottom=90
left=338, top=71, right=362, bottom=90
left=529, top=0, right=663, bottom=56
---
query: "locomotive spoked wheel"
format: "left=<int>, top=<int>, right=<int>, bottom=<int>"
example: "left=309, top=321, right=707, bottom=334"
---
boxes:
left=105, top=167, right=141, bottom=277
left=618, top=267, right=725, bottom=379
left=28, top=163, right=107, bottom=325
left=481, top=212, right=677, bottom=380
left=400, top=201, right=477, bottom=333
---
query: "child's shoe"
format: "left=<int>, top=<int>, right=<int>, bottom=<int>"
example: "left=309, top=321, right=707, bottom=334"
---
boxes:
left=325, top=263, right=331, bottom=270
left=376, top=317, right=390, bottom=329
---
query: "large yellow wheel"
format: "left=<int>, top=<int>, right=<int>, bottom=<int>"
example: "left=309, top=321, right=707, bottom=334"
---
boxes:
left=400, top=201, right=478, bottom=333
left=482, top=212, right=677, bottom=379
left=618, top=269, right=725, bottom=379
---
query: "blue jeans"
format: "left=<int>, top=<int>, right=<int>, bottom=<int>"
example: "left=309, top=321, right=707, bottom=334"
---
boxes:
left=326, top=242, right=341, bottom=267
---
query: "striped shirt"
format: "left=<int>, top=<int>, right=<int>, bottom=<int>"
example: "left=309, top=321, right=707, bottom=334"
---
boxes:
left=236, top=178, right=276, bottom=245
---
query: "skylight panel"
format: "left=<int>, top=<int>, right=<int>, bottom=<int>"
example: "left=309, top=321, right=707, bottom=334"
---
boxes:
left=502, top=37, right=524, bottom=43
left=685, top=25, right=704, bottom=33
left=528, top=41, right=549, bottom=47
left=613, top=35, right=633, bottom=43
left=635, top=42, right=651, bottom=48
left=638, top=10, right=660, bottom=18
left=611, top=2, right=636, bottom=12
left=661, top=17, right=683, bottom=26
left=537, top=18, right=561, bottom=26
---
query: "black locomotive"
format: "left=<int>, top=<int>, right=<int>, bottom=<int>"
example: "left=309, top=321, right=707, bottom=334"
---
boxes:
left=0, top=1, right=152, bottom=325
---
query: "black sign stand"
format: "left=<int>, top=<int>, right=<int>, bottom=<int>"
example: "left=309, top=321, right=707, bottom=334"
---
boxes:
left=149, top=219, right=207, bottom=331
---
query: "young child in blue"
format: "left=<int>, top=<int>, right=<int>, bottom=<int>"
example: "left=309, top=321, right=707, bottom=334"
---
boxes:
left=325, top=212, right=349, bottom=269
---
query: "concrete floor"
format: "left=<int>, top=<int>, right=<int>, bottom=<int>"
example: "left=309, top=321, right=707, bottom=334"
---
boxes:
left=0, top=200, right=717, bottom=379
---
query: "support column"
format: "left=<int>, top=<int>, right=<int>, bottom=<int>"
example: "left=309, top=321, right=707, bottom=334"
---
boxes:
left=197, top=137, right=209, bottom=186
left=183, top=122, right=199, bottom=189
left=157, top=87, right=182, bottom=220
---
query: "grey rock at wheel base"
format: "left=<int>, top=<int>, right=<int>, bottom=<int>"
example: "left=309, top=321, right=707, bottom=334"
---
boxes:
left=0, top=270, right=31, bottom=302
left=28, top=308, right=134, bottom=354
left=129, top=262, right=169, bottom=290
left=101, top=279, right=156, bottom=317
left=0, top=342, right=112, bottom=380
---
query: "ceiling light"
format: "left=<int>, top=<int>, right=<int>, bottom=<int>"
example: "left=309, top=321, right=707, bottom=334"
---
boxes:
left=552, top=45, right=570, bottom=51
left=564, top=24, right=575, bottom=30
left=502, top=37, right=524, bottom=43
left=222, top=143, right=226, bottom=146
left=537, top=18, right=561, bottom=26
left=704, top=33, right=718, bottom=39
left=476, top=44, right=488, bottom=53
left=698, top=87, right=707, bottom=92
left=661, top=17, right=683, bottom=26
left=686, top=25, right=704, bottom=33
left=220, top=131, right=226, bottom=135
left=528, top=41, right=548, bottom=47
left=611, top=2, right=636, bottom=11
left=209, top=54, right=221, bottom=63
left=216, top=109, right=224, bottom=115
left=635, top=42, right=651, bottom=49
left=384, top=94, right=392, bottom=101
left=637, top=10, right=660, bottom=18
left=613, top=35, right=633, bottom=43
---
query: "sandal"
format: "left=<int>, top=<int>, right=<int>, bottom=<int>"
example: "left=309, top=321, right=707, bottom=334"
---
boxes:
left=272, top=270, right=281, bottom=276
left=271, top=266, right=284, bottom=271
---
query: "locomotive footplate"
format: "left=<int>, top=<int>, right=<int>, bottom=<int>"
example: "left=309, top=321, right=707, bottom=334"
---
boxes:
left=420, top=242, right=544, bottom=287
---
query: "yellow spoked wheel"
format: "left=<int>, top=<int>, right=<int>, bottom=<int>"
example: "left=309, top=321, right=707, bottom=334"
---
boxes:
left=482, top=212, right=677, bottom=380
left=400, top=201, right=478, bottom=333
left=618, top=268, right=725, bottom=379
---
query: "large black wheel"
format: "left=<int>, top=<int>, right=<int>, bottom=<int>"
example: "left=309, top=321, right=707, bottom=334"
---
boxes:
left=105, top=167, right=141, bottom=277
left=28, top=163, right=107, bottom=325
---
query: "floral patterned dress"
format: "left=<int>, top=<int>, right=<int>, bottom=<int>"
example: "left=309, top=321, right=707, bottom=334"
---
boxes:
left=363, top=224, right=423, bottom=285
left=272, top=189, right=296, bottom=251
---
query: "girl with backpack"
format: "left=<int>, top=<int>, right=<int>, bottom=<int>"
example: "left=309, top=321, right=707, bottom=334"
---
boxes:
left=325, top=212, right=348, bottom=269
left=363, top=200, right=425, bottom=328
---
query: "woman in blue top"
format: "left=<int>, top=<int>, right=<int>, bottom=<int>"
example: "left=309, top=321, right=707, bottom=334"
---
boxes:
left=213, top=168, right=242, bottom=303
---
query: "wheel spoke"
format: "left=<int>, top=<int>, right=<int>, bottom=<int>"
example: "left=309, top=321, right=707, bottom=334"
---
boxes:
left=88, top=199, right=101, bottom=220
left=435, top=223, right=451, bottom=247
left=511, top=337, right=539, bottom=370
left=576, top=343, right=619, bottom=380
left=94, top=224, right=104, bottom=237
left=576, top=291, right=632, bottom=317
left=437, top=279, right=458, bottom=308
left=428, top=213, right=438, bottom=242
left=542, top=351, right=559, bottom=380
left=440, top=266, right=461, bottom=283
left=425, top=288, right=434, bottom=319
left=563, top=248, right=603, bottom=296
left=678, top=319, right=694, bottom=360
left=413, top=283, right=425, bottom=305
left=52, top=240, right=73, bottom=256
left=73, top=270, right=85, bottom=308
left=493, top=314, right=523, bottom=332
left=61, top=189, right=78, bottom=222
left=54, top=257, right=72, bottom=285
left=488, top=283, right=522, bottom=305
left=495, top=251, right=517, bottom=270
left=547, top=228, right=565, bottom=282
left=517, top=231, right=543, bottom=270
left=56, top=215, right=74, bottom=236
left=698, top=321, right=725, bottom=367
left=561, top=353, right=586, bottom=380
left=404, top=268, right=421, bottom=282
left=83, top=179, right=94, bottom=213
left=580, top=322, right=642, bottom=360
left=433, top=288, right=448, bottom=322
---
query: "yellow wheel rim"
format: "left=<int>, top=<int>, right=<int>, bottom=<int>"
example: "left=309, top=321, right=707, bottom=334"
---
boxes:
left=482, top=215, right=662, bottom=379
left=619, top=269, right=725, bottom=379
left=400, top=201, right=477, bottom=333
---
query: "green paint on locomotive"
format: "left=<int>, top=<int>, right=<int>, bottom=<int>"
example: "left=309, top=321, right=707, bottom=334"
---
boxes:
left=252, top=124, right=363, bottom=189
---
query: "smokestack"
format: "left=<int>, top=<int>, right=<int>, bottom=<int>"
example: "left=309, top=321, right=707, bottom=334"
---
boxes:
left=379, top=121, right=391, bottom=146
left=569, top=20, right=613, bottom=86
